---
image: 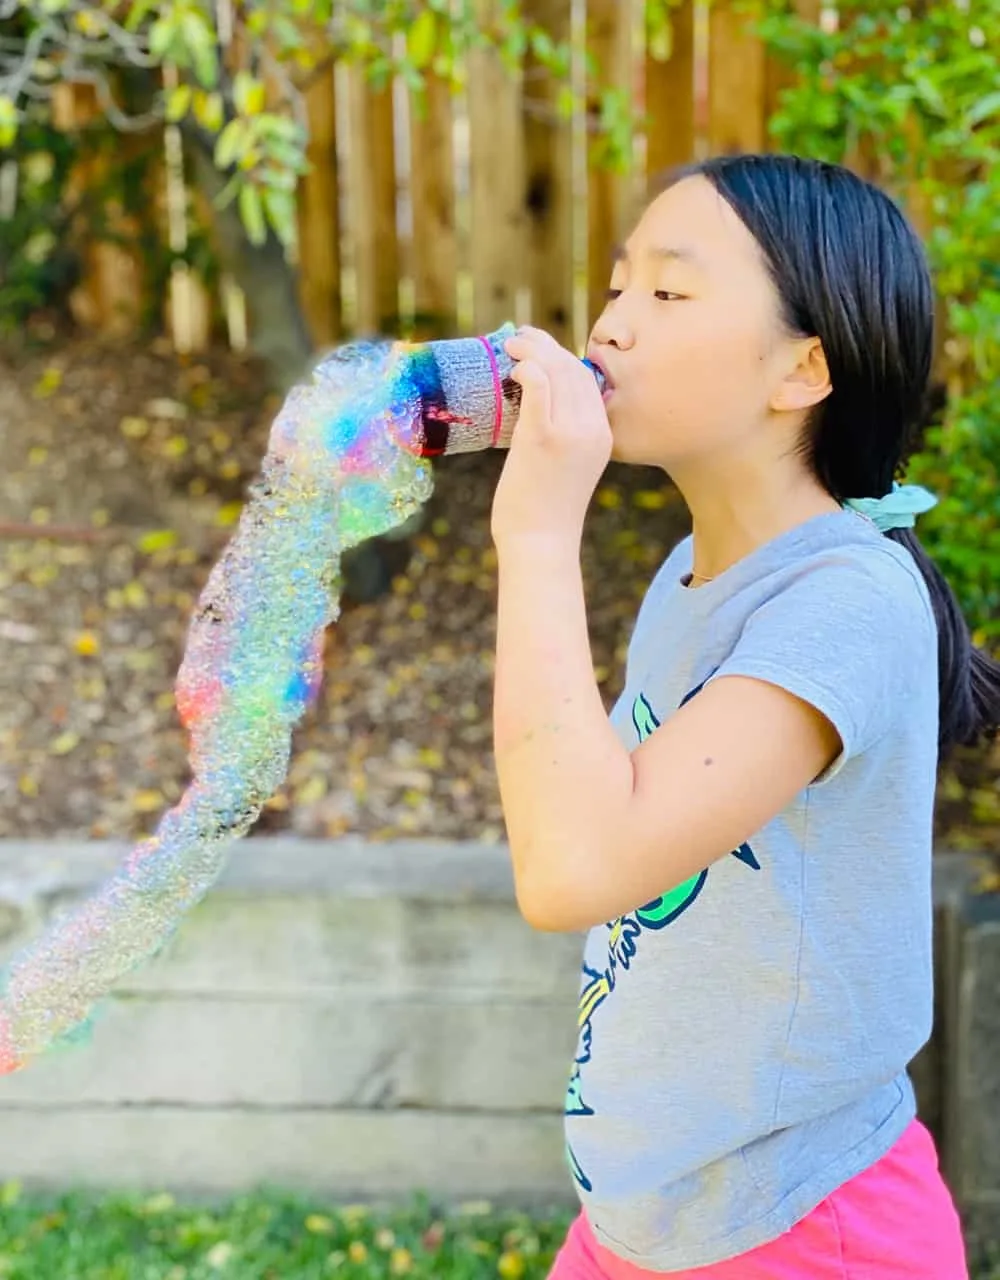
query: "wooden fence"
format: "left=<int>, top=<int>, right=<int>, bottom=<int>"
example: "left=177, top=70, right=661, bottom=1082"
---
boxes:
left=56, top=0, right=825, bottom=356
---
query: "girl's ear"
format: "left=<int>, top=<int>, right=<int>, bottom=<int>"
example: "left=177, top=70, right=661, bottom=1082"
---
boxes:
left=770, top=336, right=832, bottom=414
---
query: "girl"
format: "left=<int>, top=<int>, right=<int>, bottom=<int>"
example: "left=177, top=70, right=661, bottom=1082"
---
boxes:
left=491, top=154, right=999, bottom=1278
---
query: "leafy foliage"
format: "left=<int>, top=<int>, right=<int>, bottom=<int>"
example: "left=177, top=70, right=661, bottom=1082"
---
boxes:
left=751, top=0, right=1000, bottom=637
left=0, top=0, right=643, bottom=250
left=0, top=1183, right=573, bottom=1278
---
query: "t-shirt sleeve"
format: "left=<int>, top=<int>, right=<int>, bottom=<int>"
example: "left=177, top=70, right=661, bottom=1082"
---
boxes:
left=706, top=552, right=937, bottom=784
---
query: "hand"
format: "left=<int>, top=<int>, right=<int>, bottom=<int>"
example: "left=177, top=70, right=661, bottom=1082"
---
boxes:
left=490, top=327, right=612, bottom=549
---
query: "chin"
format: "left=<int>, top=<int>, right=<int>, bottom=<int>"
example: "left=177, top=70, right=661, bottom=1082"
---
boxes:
left=609, top=433, right=655, bottom=468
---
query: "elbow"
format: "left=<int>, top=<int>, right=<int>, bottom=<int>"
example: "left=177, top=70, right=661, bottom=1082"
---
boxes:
left=516, top=890, right=575, bottom=933
left=511, top=857, right=594, bottom=934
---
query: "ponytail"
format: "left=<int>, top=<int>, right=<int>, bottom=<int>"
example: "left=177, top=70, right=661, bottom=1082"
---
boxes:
left=887, top=529, right=1000, bottom=752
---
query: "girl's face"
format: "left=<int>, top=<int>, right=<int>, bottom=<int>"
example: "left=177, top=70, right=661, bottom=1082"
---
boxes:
left=588, top=175, right=821, bottom=471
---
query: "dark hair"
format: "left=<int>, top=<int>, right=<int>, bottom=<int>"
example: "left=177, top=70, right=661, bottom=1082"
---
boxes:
left=662, top=153, right=999, bottom=755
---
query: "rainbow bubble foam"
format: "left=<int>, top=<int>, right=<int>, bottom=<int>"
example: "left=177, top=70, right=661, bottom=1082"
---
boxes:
left=0, top=325, right=525, bottom=1074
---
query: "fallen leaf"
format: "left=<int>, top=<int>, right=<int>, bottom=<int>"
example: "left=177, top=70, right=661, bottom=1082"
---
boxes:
left=27, top=563, right=60, bottom=587
left=124, top=650, right=157, bottom=672
left=120, top=416, right=150, bottom=439
left=137, top=529, right=178, bottom=554
left=123, top=581, right=149, bottom=609
left=145, top=397, right=188, bottom=420
left=215, top=502, right=243, bottom=527
left=72, top=630, right=101, bottom=657
left=295, top=776, right=328, bottom=806
left=132, top=789, right=165, bottom=814
left=50, top=731, right=81, bottom=756
left=32, top=367, right=62, bottom=398
left=162, top=435, right=189, bottom=459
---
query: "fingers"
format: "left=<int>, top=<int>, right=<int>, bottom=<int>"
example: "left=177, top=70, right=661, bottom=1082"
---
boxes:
left=509, top=358, right=548, bottom=391
left=505, top=326, right=564, bottom=365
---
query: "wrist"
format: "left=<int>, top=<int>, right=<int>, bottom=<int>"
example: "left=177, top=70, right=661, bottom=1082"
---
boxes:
left=493, top=531, right=582, bottom=565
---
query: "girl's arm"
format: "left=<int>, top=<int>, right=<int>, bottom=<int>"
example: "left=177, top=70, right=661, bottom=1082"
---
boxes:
left=493, top=536, right=841, bottom=932
left=490, top=326, right=841, bottom=933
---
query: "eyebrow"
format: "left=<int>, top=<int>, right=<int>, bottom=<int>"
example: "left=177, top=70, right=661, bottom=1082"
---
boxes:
left=611, top=243, right=704, bottom=269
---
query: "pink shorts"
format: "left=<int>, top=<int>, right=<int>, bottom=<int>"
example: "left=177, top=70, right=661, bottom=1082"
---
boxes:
left=549, top=1118, right=968, bottom=1278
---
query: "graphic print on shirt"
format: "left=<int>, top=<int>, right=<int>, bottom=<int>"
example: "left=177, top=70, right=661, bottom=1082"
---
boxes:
left=565, top=679, right=762, bottom=1193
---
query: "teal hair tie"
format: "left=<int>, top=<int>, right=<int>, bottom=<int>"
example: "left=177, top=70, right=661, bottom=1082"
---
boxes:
left=843, top=482, right=938, bottom=533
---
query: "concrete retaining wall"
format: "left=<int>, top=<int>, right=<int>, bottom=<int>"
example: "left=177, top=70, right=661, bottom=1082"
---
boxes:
left=0, top=840, right=997, bottom=1253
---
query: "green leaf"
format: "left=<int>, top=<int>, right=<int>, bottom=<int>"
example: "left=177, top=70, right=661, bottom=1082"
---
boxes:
left=238, top=182, right=267, bottom=246
left=965, top=91, right=1000, bottom=129
left=165, top=82, right=192, bottom=122
left=194, top=90, right=225, bottom=132
left=124, top=0, right=158, bottom=32
left=233, top=70, right=267, bottom=116
left=215, top=118, right=248, bottom=169
left=556, top=84, right=576, bottom=120
left=149, top=18, right=176, bottom=59
left=262, top=187, right=298, bottom=245
left=529, top=29, right=554, bottom=63
left=180, top=11, right=219, bottom=87
left=407, top=8, right=438, bottom=70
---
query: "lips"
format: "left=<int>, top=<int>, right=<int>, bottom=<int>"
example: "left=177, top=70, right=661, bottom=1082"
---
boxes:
left=586, top=351, right=615, bottom=392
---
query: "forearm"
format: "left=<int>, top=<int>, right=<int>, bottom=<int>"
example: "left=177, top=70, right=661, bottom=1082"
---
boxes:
left=493, top=537, right=634, bottom=925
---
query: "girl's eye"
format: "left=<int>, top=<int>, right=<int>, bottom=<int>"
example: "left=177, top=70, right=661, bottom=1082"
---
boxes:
left=604, top=288, right=683, bottom=302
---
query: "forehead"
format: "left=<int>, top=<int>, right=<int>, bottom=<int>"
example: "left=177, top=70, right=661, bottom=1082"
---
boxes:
left=624, top=176, right=764, bottom=277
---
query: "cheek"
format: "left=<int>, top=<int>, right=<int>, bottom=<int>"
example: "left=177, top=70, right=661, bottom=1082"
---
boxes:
left=638, top=310, right=771, bottom=419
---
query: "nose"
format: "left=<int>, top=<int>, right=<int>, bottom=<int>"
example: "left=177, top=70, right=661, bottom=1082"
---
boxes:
left=589, top=308, right=634, bottom=353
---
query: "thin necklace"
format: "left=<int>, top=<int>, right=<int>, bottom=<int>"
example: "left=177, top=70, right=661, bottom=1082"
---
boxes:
left=689, top=569, right=715, bottom=584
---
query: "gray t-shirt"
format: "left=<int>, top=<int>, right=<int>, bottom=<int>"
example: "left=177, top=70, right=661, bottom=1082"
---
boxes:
left=565, top=509, right=940, bottom=1271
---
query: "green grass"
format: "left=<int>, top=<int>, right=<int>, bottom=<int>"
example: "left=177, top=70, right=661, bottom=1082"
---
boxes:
left=0, top=1184, right=572, bottom=1279
left=1, top=1183, right=998, bottom=1279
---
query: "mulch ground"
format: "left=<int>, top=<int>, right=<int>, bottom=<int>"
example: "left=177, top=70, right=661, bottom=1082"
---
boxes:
left=0, top=331, right=997, bottom=866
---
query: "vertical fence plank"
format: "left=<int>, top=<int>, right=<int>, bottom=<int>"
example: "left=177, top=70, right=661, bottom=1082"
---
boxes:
left=344, top=68, right=400, bottom=336
left=708, top=0, right=768, bottom=156
left=297, top=66, right=342, bottom=347
left=522, top=0, right=575, bottom=346
left=52, top=83, right=148, bottom=338
left=587, top=0, right=641, bottom=329
left=409, top=76, right=459, bottom=338
left=468, top=0, right=528, bottom=335
left=645, top=0, right=696, bottom=182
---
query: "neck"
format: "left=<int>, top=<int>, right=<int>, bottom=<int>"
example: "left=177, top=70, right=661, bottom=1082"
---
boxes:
left=668, top=451, right=842, bottom=582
